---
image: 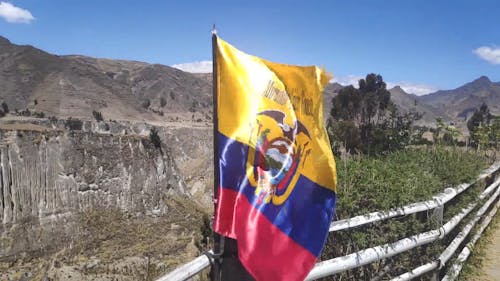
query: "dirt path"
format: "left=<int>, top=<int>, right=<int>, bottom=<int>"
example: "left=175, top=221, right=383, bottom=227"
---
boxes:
left=476, top=218, right=500, bottom=281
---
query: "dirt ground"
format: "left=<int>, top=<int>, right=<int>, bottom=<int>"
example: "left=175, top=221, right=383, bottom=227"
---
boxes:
left=476, top=223, right=500, bottom=281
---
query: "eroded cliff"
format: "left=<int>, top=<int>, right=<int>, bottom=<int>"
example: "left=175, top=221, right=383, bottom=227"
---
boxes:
left=0, top=120, right=213, bottom=280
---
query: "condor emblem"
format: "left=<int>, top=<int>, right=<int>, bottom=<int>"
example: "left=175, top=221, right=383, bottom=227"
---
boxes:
left=246, top=110, right=311, bottom=206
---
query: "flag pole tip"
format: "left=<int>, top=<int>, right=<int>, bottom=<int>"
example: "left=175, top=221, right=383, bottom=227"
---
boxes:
left=212, top=24, right=217, bottom=35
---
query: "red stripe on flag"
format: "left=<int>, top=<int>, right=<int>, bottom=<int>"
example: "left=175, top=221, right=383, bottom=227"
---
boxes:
left=215, top=187, right=317, bottom=281
left=214, top=186, right=238, bottom=239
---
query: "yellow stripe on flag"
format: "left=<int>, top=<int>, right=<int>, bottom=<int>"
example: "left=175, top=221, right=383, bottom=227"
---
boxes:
left=215, top=37, right=336, bottom=192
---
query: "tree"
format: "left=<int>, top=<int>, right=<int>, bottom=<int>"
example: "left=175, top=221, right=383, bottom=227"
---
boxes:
left=160, top=97, right=167, bottom=107
left=1, top=101, right=9, bottom=114
left=141, top=99, right=151, bottom=109
left=149, top=127, right=162, bottom=150
left=92, top=110, right=104, bottom=122
left=327, top=73, right=420, bottom=155
left=491, top=117, right=500, bottom=149
left=433, top=117, right=445, bottom=145
left=468, top=103, right=493, bottom=147
left=474, top=125, right=490, bottom=151
left=467, top=103, right=491, bottom=132
left=432, top=117, right=461, bottom=146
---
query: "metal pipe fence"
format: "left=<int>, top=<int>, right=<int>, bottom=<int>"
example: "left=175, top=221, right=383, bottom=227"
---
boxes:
left=157, top=161, right=500, bottom=281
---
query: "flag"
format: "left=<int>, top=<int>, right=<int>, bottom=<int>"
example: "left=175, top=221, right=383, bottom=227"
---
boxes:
left=213, top=36, right=337, bottom=281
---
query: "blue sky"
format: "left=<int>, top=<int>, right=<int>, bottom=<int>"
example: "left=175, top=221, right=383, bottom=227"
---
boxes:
left=1, top=0, right=499, bottom=95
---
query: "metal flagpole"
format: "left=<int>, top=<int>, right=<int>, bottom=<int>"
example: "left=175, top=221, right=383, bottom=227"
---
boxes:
left=211, top=26, right=223, bottom=281
left=212, top=28, right=255, bottom=281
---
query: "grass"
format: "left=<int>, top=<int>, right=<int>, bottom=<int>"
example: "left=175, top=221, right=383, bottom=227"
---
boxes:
left=457, top=206, right=500, bottom=281
left=321, top=146, right=492, bottom=280
left=0, top=194, right=211, bottom=281
left=335, top=146, right=490, bottom=219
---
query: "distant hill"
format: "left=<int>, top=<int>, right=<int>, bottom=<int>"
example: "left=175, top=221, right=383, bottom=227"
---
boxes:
left=0, top=36, right=212, bottom=122
left=1, top=35, right=498, bottom=129
left=321, top=82, right=443, bottom=127
left=321, top=77, right=500, bottom=130
left=322, top=82, right=343, bottom=119
left=388, top=86, right=444, bottom=126
left=418, top=76, right=500, bottom=121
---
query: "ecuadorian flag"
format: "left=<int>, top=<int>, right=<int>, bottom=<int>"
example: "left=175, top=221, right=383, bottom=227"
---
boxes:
left=213, top=36, right=337, bottom=281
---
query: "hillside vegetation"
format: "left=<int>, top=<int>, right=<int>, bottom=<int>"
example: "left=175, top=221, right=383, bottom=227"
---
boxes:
left=318, top=74, right=498, bottom=280
left=321, top=146, right=492, bottom=280
left=335, top=147, right=489, bottom=219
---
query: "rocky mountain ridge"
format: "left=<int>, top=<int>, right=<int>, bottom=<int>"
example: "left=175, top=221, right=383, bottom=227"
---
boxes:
left=0, top=118, right=213, bottom=280
left=323, top=77, right=500, bottom=129
left=0, top=36, right=212, bottom=123
left=417, top=76, right=500, bottom=121
left=2, top=35, right=499, bottom=129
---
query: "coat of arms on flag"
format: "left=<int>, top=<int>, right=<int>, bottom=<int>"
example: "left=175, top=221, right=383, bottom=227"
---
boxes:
left=212, top=35, right=337, bottom=281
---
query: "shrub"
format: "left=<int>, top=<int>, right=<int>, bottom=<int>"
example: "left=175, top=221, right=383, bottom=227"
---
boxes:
left=327, top=74, right=421, bottom=155
left=65, top=118, right=83, bottom=131
left=142, top=99, right=151, bottom=109
left=149, top=127, right=161, bottom=149
left=320, top=147, right=489, bottom=280
left=92, top=110, right=104, bottom=122
left=1, top=101, right=9, bottom=113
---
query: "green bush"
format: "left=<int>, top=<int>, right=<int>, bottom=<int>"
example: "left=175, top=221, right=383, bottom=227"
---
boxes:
left=320, top=147, right=489, bottom=280
left=335, top=147, right=487, bottom=219
left=327, top=74, right=421, bottom=155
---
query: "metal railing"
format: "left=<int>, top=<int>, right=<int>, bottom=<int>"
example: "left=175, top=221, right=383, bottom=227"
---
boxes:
left=157, top=162, right=500, bottom=281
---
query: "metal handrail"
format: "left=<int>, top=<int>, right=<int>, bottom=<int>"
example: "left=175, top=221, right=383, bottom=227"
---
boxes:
left=330, top=162, right=500, bottom=232
left=156, top=161, right=500, bottom=281
left=156, top=250, right=213, bottom=281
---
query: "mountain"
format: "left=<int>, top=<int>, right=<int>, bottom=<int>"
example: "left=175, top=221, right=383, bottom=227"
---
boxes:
left=0, top=36, right=212, bottom=122
left=322, top=82, right=343, bottom=119
left=418, top=76, right=500, bottom=121
left=2, top=35, right=498, bottom=128
left=321, top=82, right=443, bottom=127
left=389, top=86, right=444, bottom=125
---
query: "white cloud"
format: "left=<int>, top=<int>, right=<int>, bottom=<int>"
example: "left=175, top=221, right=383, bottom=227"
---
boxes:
left=474, top=46, right=500, bottom=64
left=332, top=74, right=438, bottom=96
left=387, top=81, right=438, bottom=96
left=172, top=60, right=212, bottom=73
left=331, top=75, right=363, bottom=88
left=0, top=2, right=34, bottom=23
left=172, top=65, right=440, bottom=96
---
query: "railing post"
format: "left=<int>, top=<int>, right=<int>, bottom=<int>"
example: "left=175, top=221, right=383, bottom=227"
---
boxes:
left=429, top=202, right=444, bottom=229
left=430, top=201, right=444, bottom=280
left=429, top=269, right=440, bottom=281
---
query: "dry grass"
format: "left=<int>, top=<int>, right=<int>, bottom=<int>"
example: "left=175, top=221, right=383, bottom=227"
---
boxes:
left=0, top=195, right=210, bottom=281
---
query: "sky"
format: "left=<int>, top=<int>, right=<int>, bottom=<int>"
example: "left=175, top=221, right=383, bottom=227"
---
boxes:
left=0, top=0, right=499, bottom=95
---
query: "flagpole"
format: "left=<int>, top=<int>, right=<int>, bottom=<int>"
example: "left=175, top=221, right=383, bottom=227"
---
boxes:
left=211, top=30, right=255, bottom=281
left=211, top=26, right=223, bottom=281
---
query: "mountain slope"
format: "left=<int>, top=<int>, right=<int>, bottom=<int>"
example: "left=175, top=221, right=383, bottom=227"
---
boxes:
left=322, top=82, right=343, bottom=119
left=389, top=86, right=444, bottom=125
left=0, top=36, right=212, bottom=122
left=322, top=82, right=444, bottom=126
left=2, top=35, right=498, bottom=128
left=418, top=76, right=500, bottom=120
